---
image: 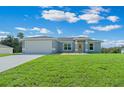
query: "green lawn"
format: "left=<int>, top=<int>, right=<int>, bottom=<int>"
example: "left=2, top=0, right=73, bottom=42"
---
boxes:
left=1, top=54, right=124, bottom=87
left=0, top=54, right=12, bottom=57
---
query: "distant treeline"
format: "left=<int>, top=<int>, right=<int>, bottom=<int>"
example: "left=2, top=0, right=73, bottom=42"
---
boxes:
left=102, top=47, right=122, bottom=53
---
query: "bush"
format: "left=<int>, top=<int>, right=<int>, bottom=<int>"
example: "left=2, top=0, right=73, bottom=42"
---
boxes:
left=102, top=47, right=121, bottom=53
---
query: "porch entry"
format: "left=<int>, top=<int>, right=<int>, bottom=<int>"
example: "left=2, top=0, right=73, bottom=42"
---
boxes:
left=75, top=40, right=84, bottom=53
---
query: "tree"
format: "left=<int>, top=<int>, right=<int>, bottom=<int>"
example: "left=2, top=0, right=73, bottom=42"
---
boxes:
left=0, top=35, right=20, bottom=53
left=0, top=35, right=14, bottom=47
left=17, top=32, right=24, bottom=52
left=17, top=32, right=24, bottom=39
left=0, top=33, right=25, bottom=53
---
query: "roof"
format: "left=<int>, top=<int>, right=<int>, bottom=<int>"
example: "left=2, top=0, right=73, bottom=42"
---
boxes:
left=24, top=35, right=102, bottom=42
left=0, top=44, right=13, bottom=49
left=58, top=37, right=74, bottom=41
left=24, top=36, right=56, bottom=40
left=88, top=39, right=103, bottom=42
left=28, top=36, right=53, bottom=38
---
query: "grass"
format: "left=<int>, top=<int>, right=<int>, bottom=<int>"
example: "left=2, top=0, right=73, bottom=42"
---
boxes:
left=1, top=54, right=124, bottom=87
left=0, top=54, right=12, bottom=57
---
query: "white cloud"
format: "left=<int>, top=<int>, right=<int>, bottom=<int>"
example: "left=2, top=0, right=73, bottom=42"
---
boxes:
left=91, top=25, right=122, bottom=31
left=0, top=31, right=10, bottom=39
left=102, top=40, right=124, bottom=48
left=15, top=27, right=51, bottom=34
left=83, top=30, right=95, bottom=35
left=83, top=6, right=110, bottom=14
left=57, top=29, right=63, bottom=35
left=107, top=16, right=119, bottom=22
left=0, top=36, right=7, bottom=39
left=0, top=31, right=10, bottom=35
left=42, top=10, right=79, bottom=23
left=41, top=7, right=114, bottom=24
left=79, top=14, right=104, bottom=24
left=15, top=27, right=27, bottom=31
left=79, top=6, right=110, bottom=24
left=31, top=27, right=40, bottom=31
left=39, top=28, right=50, bottom=34
left=31, top=27, right=50, bottom=34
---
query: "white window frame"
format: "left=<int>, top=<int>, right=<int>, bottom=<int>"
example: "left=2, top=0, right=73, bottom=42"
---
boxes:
left=63, top=43, right=72, bottom=51
left=89, top=43, right=94, bottom=51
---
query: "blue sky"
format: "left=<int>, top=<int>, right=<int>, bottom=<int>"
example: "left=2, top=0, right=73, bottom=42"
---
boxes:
left=0, top=6, right=124, bottom=47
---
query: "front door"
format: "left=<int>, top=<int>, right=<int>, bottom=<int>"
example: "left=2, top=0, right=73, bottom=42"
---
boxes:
left=78, top=43, right=83, bottom=53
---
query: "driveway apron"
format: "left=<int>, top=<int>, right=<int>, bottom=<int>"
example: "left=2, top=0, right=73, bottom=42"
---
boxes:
left=0, top=55, right=43, bottom=73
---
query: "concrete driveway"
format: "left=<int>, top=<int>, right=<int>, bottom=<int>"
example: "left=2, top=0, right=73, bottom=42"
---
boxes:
left=0, top=54, right=43, bottom=73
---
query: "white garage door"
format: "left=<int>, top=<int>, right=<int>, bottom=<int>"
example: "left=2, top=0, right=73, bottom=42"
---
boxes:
left=0, top=48, right=13, bottom=54
left=24, top=40, right=53, bottom=54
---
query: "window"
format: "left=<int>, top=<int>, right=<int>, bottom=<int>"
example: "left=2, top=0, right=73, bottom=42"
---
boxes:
left=89, top=43, right=94, bottom=50
left=63, top=43, right=72, bottom=51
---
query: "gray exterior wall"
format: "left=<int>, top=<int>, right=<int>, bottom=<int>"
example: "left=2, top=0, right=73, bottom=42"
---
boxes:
left=94, top=42, right=101, bottom=53
left=82, top=41, right=86, bottom=52
left=57, top=40, right=75, bottom=53
left=87, top=41, right=101, bottom=53
left=52, top=40, right=58, bottom=53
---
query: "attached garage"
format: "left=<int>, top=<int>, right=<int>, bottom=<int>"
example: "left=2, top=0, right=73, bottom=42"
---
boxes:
left=22, top=36, right=58, bottom=54
left=0, top=44, right=13, bottom=54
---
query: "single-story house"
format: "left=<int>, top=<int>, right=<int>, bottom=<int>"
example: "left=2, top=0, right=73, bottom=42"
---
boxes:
left=0, top=44, right=13, bottom=54
left=22, top=36, right=102, bottom=54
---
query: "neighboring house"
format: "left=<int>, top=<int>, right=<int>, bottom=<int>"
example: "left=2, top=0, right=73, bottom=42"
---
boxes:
left=22, top=36, right=102, bottom=54
left=0, top=44, right=13, bottom=54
